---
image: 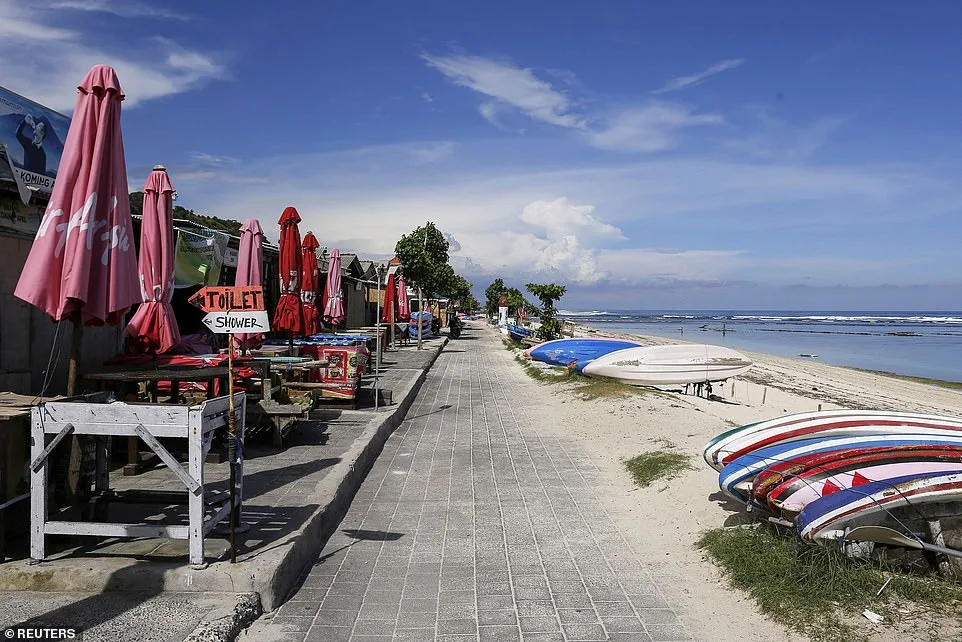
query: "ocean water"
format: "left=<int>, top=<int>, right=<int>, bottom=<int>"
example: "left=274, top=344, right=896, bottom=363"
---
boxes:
left=556, top=310, right=962, bottom=383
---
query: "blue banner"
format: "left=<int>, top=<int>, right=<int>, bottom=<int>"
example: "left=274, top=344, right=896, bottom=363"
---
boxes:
left=0, top=86, right=71, bottom=194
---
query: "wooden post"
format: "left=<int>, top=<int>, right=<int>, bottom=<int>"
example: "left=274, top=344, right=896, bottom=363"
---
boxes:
left=762, top=387, right=768, bottom=405
left=227, top=340, right=237, bottom=564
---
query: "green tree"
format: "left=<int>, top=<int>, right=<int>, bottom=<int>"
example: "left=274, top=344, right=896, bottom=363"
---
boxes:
left=445, top=274, right=474, bottom=310
left=526, top=282, right=567, bottom=340
left=484, top=278, right=505, bottom=317
left=395, top=222, right=450, bottom=348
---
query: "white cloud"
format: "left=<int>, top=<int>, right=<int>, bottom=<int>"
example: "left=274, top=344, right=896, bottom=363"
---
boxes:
left=0, top=2, right=224, bottom=111
left=587, top=102, right=724, bottom=152
left=652, top=58, right=745, bottom=94
left=408, top=142, right=457, bottom=164
left=422, top=52, right=586, bottom=128
left=519, top=198, right=625, bottom=243
left=421, top=92, right=433, bottom=102
left=177, top=139, right=962, bottom=295
left=44, top=0, right=189, bottom=20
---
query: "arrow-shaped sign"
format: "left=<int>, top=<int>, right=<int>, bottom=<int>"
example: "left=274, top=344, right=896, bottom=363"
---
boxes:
left=202, top=310, right=271, bottom=334
left=189, top=286, right=265, bottom=313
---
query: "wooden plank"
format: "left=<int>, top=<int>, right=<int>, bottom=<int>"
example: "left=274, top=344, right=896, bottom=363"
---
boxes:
left=28, top=423, right=74, bottom=471
left=44, top=521, right=189, bottom=539
left=134, top=425, right=201, bottom=494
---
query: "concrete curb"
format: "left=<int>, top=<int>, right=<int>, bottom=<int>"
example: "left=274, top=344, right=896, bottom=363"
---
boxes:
left=183, top=593, right=262, bottom=642
left=0, top=340, right=448, bottom=615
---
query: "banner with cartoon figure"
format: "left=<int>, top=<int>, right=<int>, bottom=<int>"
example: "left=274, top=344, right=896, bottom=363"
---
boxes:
left=0, top=86, right=71, bottom=195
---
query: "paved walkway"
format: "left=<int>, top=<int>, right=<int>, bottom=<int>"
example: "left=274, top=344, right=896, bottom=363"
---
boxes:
left=246, top=326, right=691, bottom=642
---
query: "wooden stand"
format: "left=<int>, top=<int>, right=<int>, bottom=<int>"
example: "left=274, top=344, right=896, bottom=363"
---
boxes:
left=29, top=393, right=245, bottom=567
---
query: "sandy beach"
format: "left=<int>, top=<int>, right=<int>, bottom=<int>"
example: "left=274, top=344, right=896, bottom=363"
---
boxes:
left=499, top=324, right=962, bottom=641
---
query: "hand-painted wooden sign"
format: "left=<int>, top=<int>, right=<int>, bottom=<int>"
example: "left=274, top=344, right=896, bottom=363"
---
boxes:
left=189, top=286, right=265, bottom=313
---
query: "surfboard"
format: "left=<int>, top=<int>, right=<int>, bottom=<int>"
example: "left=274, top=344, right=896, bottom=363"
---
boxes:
left=582, top=344, right=751, bottom=386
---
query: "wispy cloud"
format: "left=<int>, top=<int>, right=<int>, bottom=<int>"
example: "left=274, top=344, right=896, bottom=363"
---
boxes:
left=44, top=0, right=190, bottom=20
left=174, top=152, right=269, bottom=185
left=587, top=102, right=724, bottom=152
left=408, top=141, right=457, bottom=164
left=652, top=58, right=744, bottom=94
left=0, top=1, right=224, bottom=111
left=422, top=52, right=586, bottom=128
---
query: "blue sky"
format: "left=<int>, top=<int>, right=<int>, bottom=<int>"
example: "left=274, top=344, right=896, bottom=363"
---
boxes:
left=3, top=0, right=962, bottom=310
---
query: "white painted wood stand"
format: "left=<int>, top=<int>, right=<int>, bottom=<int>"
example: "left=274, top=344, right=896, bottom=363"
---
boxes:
left=29, top=393, right=246, bottom=567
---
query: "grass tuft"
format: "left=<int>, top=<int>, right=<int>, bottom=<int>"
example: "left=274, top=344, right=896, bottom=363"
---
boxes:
left=513, top=355, right=572, bottom=383
left=698, top=522, right=962, bottom=641
left=623, top=450, right=692, bottom=487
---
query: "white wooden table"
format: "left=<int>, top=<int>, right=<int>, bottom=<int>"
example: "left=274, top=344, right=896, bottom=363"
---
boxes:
left=29, top=393, right=246, bottom=567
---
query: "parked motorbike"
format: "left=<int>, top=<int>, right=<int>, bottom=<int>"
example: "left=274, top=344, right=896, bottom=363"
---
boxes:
left=449, top=316, right=463, bottom=339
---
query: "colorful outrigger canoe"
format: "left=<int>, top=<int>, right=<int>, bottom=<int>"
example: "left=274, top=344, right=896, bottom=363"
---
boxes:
left=717, top=433, right=962, bottom=503
left=753, top=445, right=962, bottom=519
left=704, top=410, right=962, bottom=471
left=797, top=471, right=962, bottom=543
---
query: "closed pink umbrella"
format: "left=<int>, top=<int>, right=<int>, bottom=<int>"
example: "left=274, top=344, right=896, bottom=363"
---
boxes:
left=14, top=65, right=140, bottom=393
left=124, top=165, right=179, bottom=355
left=322, top=248, right=344, bottom=328
left=233, top=218, right=265, bottom=351
left=300, top=232, right=321, bottom=335
left=396, top=275, right=410, bottom=319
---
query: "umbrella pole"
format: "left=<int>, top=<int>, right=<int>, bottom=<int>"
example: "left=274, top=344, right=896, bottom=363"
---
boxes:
left=65, top=315, right=84, bottom=508
left=417, top=288, right=423, bottom=350
left=227, top=338, right=237, bottom=564
left=66, top=315, right=84, bottom=395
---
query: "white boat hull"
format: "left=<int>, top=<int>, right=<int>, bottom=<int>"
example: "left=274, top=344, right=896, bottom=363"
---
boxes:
left=582, top=344, right=752, bottom=386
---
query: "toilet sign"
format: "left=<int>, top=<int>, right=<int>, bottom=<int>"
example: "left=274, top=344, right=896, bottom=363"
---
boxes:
left=190, top=286, right=270, bottom=334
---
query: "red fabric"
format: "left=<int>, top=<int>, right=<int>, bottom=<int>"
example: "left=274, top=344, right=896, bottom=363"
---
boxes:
left=233, top=218, right=265, bottom=351
left=300, top=232, right=321, bottom=335
left=124, top=167, right=180, bottom=354
left=381, top=273, right=397, bottom=323
left=273, top=206, right=304, bottom=335
left=14, top=65, right=140, bottom=326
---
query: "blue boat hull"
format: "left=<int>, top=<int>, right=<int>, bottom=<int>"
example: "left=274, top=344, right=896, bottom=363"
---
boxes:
left=529, top=338, right=642, bottom=369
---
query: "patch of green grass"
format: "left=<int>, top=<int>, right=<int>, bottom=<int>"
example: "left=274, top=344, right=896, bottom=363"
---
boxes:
left=623, top=450, right=692, bottom=487
left=569, top=376, right=659, bottom=400
left=697, top=523, right=962, bottom=642
left=514, top=355, right=572, bottom=383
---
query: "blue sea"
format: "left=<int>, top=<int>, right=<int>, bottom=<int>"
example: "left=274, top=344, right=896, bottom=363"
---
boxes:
left=556, top=310, right=962, bottom=383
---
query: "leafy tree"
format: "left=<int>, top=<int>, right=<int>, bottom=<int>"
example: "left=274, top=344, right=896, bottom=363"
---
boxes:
left=526, top=282, right=567, bottom=340
left=395, top=222, right=450, bottom=347
left=484, top=278, right=505, bottom=317
left=445, top=274, right=474, bottom=310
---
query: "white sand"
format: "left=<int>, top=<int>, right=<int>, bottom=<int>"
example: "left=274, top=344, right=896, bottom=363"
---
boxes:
left=496, top=326, right=962, bottom=642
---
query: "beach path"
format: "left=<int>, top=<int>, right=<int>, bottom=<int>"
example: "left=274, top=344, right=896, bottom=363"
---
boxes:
left=247, top=329, right=694, bottom=641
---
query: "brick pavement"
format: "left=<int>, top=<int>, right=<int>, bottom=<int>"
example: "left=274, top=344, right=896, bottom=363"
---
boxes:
left=250, top=327, right=692, bottom=641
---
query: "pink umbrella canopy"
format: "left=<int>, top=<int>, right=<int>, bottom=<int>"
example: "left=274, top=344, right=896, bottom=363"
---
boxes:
left=124, top=165, right=179, bottom=354
left=273, top=206, right=304, bottom=335
left=14, top=65, right=139, bottom=326
left=233, top=218, right=265, bottom=351
left=300, top=232, right=321, bottom=335
left=322, top=248, right=345, bottom=327
left=396, top=275, right=410, bottom=319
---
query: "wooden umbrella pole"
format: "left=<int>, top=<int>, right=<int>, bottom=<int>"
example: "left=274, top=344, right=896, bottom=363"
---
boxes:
left=66, top=314, right=84, bottom=396
left=65, top=313, right=85, bottom=507
left=227, top=337, right=237, bottom=564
